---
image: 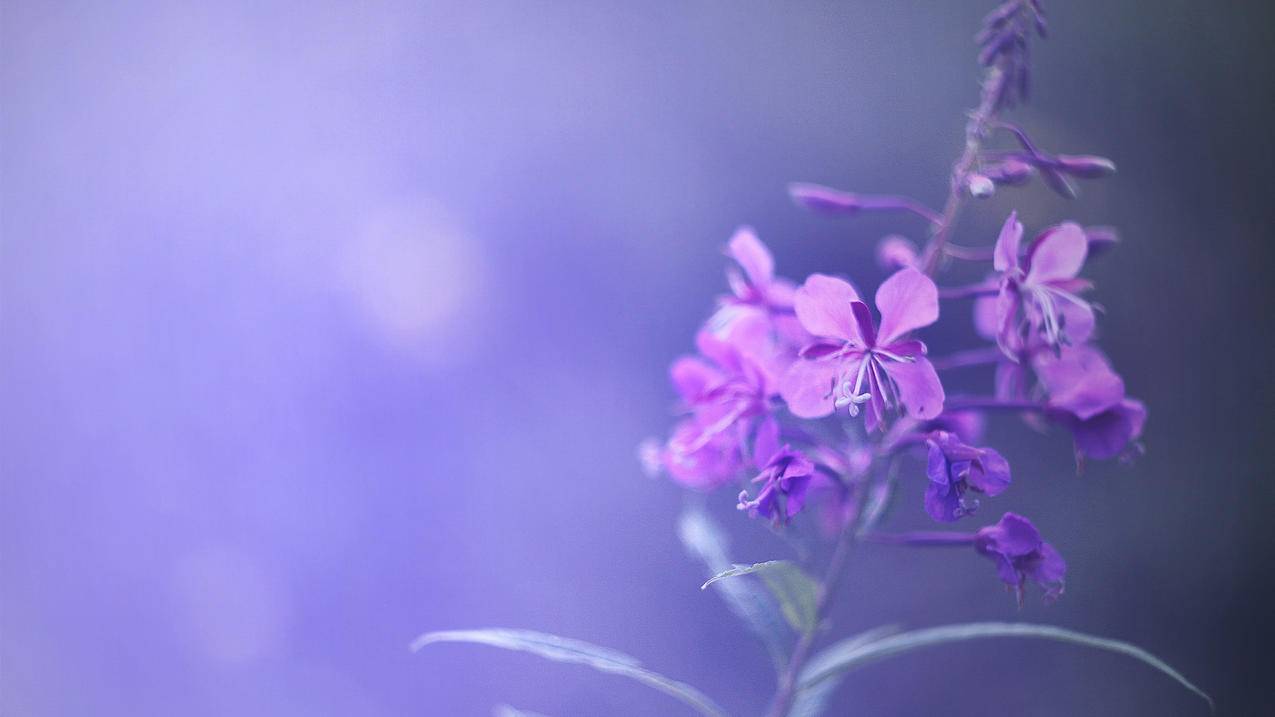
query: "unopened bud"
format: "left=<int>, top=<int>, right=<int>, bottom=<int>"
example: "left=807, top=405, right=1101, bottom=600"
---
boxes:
left=1055, top=154, right=1117, bottom=179
left=967, top=174, right=996, bottom=198
left=788, top=183, right=865, bottom=215
left=876, top=234, right=919, bottom=271
left=1084, top=226, right=1120, bottom=256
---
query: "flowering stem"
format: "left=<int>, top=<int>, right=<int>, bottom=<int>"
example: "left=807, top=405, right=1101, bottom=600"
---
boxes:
left=920, top=63, right=1011, bottom=275
left=765, top=522, right=857, bottom=717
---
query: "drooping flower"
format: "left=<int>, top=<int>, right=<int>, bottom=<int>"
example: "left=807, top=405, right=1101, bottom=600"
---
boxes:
left=780, top=267, right=945, bottom=430
left=1036, top=346, right=1146, bottom=461
left=924, top=431, right=1011, bottom=522
left=737, top=418, right=815, bottom=525
left=992, top=212, right=1097, bottom=356
left=975, top=512, right=1066, bottom=605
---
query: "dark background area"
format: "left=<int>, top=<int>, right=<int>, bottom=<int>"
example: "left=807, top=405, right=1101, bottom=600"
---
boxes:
left=3, top=1, right=1273, bottom=714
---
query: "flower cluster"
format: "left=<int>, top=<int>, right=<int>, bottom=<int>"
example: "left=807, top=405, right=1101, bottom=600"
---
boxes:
left=644, top=0, right=1144, bottom=607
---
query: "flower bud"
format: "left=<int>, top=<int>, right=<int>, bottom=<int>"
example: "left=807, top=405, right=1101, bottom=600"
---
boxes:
left=1084, top=225, right=1119, bottom=256
left=788, top=183, right=865, bottom=215
left=967, top=174, right=996, bottom=198
left=1055, top=154, right=1116, bottom=179
left=875, top=235, right=919, bottom=271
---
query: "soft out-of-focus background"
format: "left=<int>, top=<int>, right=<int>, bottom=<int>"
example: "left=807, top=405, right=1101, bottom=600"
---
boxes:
left=3, top=1, right=1272, bottom=715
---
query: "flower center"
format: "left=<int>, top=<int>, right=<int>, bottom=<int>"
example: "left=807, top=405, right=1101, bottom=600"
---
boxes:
left=1026, top=283, right=1087, bottom=347
left=831, top=349, right=915, bottom=416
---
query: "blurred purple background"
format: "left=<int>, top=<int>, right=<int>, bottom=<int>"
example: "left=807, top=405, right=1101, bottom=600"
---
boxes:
left=3, top=1, right=1273, bottom=714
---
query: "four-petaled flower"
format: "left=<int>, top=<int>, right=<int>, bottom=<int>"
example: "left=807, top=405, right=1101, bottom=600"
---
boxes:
left=781, top=267, right=945, bottom=431
left=925, top=431, right=1011, bottom=522
left=975, top=512, right=1067, bottom=605
left=737, top=418, right=815, bottom=525
left=992, top=212, right=1096, bottom=356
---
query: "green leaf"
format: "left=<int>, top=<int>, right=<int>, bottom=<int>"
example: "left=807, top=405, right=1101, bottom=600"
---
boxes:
left=679, top=505, right=792, bottom=668
left=702, top=560, right=820, bottom=634
left=797, top=622, right=1213, bottom=713
left=410, top=628, right=727, bottom=717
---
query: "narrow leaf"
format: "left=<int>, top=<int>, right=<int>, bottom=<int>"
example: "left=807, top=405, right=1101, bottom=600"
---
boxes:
left=702, top=560, right=820, bottom=634
left=411, top=628, right=726, bottom=717
left=798, top=622, right=1212, bottom=712
left=679, top=505, right=792, bottom=669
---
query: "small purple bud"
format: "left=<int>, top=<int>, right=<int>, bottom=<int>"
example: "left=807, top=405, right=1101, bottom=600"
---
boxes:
left=1055, top=154, right=1117, bottom=179
left=876, top=234, right=919, bottom=271
left=788, top=183, right=865, bottom=216
left=967, top=174, right=996, bottom=198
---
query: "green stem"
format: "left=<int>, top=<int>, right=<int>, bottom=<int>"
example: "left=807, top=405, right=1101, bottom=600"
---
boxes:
left=764, top=523, right=857, bottom=717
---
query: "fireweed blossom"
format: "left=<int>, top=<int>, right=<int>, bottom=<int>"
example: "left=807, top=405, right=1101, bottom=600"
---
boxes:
left=780, top=267, right=946, bottom=430
left=925, top=430, right=1011, bottom=522
left=975, top=512, right=1067, bottom=605
left=415, top=5, right=1199, bottom=715
left=991, top=212, right=1096, bottom=356
left=719, top=227, right=796, bottom=316
left=737, top=418, right=815, bottom=525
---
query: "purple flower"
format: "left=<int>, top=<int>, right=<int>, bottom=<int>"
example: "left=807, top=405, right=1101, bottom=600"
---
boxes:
left=1036, top=346, right=1147, bottom=461
left=992, top=212, right=1096, bottom=355
left=925, top=431, right=1011, bottom=522
left=654, top=322, right=778, bottom=490
left=710, top=230, right=811, bottom=365
left=975, top=512, right=1066, bottom=605
left=780, top=268, right=945, bottom=430
left=737, top=418, right=815, bottom=524
left=721, top=227, right=796, bottom=314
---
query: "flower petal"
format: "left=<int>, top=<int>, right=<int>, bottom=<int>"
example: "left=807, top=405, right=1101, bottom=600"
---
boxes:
left=980, top=512, right=1042, bottom=557
left=881, top=356, right=945, bottom=419
left=992, top=212, right=1023, bottom=272
left=973, top=294, right=999, bottom=340
left=727, top=226, right=773, bottom=287
left=794, top=274, right=862, bottom=341
left=874, top=267, right=940, bottom=345
left=1071, top=398, right=1147, bottom=460
left=670, top=356, right=721, bottom=404
left=1026, top=222, right=1088, bottom=283
left=779, top=359, right=840, bottom=418
left=1037, top=347, right=1124, bottom=420
left=972, top=448, right=1011, bottom=496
